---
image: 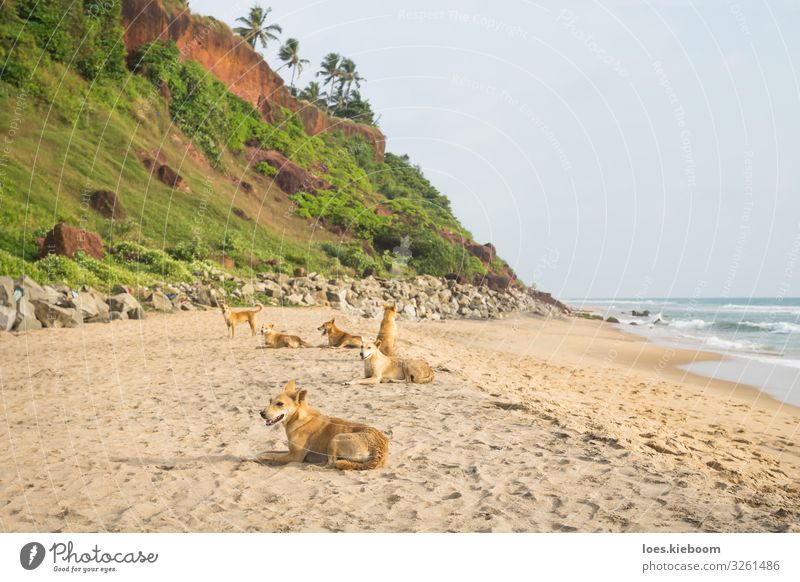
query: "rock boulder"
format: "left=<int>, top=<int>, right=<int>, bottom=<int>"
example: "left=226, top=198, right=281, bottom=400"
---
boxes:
left=32, top=300, right=82, bottom=328
left=40, top=223, right=105, bottom=260
left=108, top=293, right=145, bottom=320
left=90, top=190, right=126, bottom=219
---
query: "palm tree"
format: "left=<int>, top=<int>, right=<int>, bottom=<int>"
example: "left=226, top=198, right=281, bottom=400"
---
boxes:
left=234, top=5, right=282, bottom=50
left=277, top=38, right=309, bottom=89
left=299, top=81, right=325, bottom=107
left=316, top=52, right=341, bottom=112
left=336, top=58, right=365, bottom=108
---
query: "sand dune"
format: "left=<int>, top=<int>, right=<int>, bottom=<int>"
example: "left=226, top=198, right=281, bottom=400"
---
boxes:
left=1, top=307, right=798, bottom=532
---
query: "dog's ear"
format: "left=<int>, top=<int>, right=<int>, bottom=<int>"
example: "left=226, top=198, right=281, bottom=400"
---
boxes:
left=294, top=389, right=308, bottom=404
left=282, top=379, right=296, bottom=394
left=374, top=339, right=382, bottom=347
left=331, top=317, right=335, bottom=323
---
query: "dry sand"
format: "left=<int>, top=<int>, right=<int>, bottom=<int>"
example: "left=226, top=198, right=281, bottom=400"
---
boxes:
left=1, top=307, right=798, bottom=532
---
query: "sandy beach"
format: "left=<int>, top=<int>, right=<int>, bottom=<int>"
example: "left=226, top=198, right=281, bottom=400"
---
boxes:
left=1, top=307, right=798, bottom=533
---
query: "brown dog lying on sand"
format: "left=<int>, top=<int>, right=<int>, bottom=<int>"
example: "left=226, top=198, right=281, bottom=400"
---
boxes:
left=220, top=302, right=262, bottom=338
left=257, top=380, right=389, bottom=470
left=376, top=304, right=398, bottom=356
left=260, top=323, right=311, bottom=348
left=347, top=339, right=435, bottom=384
left=317, top=318, right=361, bottom=348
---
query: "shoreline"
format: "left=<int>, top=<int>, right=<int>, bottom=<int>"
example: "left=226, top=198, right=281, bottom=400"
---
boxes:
left=598, top=318, right=798, bottom=414
left=567, top=303, right=800, bottom=411
left=1, top=306, right=798, bottom=532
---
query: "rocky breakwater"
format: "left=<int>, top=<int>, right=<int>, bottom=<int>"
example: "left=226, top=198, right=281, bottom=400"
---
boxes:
left=0, top=276, right=156, bottom=332
left=0, top=271, right=568, bottom=333
left=234, top=272, right=570, bottom=321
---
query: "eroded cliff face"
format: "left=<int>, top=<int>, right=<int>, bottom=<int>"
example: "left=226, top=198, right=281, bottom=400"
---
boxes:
left=120, top=0, right=385, bottom=161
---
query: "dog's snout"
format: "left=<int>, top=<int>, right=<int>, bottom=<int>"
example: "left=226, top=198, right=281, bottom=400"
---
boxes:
left=259, top=410, right=267, bottom=419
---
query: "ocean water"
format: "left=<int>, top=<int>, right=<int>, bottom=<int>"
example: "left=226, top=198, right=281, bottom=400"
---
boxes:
left=569, top=297, right=800, bottom=405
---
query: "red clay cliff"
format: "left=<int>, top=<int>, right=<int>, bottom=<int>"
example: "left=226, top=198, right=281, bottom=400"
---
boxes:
left=120, top=0, right=385, bottom=161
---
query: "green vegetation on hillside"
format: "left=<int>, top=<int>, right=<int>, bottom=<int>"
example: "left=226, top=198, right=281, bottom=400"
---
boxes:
left=0, top=0, right=504, bottom=293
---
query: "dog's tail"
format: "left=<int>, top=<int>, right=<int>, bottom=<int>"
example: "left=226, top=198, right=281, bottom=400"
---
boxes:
left=404, top=361, right=435, bottom=384
left=334, top=429, right=389, bottom=471
left=299, top=338, right=312, bottom=347
left=417, top=367, right=435, bottom=384
left=254, top=302, right=264, bottom=312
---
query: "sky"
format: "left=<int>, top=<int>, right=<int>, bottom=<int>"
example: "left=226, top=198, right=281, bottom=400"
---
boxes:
left=191, top=0, right=800, bottom=299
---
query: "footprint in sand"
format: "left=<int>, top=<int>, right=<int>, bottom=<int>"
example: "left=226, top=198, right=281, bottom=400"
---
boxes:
left=578, top=499, right=600, bottom=520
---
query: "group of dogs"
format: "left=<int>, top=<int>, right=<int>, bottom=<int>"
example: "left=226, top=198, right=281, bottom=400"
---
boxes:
left=219, top=301, right=435, bottom=470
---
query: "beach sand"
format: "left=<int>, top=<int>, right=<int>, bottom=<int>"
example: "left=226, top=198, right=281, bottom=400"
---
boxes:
left=1, top=307, right=798, bottom=532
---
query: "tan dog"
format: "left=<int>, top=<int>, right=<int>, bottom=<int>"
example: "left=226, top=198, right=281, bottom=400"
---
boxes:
left=257, top=380, right=389, bottom=470
left=318, top=318, right=361, bottom=348
left=260, top=323, right=311, bottom=348
left=347, top=339, right=435, bottom=384
left=376, top=304, right=398, bottom=356
left=220, top=302, right=262, bottom=338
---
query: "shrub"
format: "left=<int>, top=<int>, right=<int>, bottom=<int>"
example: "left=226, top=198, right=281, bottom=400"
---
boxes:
left=133, top=41, right=262, bottom=166
left=111, top=241, right=193, bottom=280
left=35, top=253, right=101, bottom=287
left=14, top=0, right=125, bottom=82
left=0, top=4, right=40, bottom=87
left=320, top=242, right=380, bottom=275
left=0, top=249, right=45, bottom=281
left=408, top=230, right=468, bottom=277
left=255, top=161, right=277, bottom=177
left=169, top=240, right=210, bottom=262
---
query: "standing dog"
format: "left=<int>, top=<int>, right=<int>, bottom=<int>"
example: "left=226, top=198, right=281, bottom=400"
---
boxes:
left=376, top=304, right=398, bottom=356
left=347, top=339, right=435, bottom=384
left=260, top=323, right=311, bottom=348
left=220, top=302, right=262, bottom=338
left=258, top=380, right=389, bottom=470
left=318, top=318, right=361, bottom=348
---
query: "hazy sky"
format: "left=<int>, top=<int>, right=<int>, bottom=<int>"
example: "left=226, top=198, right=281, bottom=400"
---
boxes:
left=191, top=0, right=800, bottom=298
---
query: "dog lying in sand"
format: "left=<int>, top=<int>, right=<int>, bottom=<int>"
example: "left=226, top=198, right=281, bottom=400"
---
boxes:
left=220, top=302, right=262, bottom=338
left=347, top=339, right=435, bottom=384
left=317, top=318, right=361, bottom=348
left=376, top=304, right=398, bottom=356
left=257, top=380, right=389, bottom=470
left=260, top=324, right=311, bottom=348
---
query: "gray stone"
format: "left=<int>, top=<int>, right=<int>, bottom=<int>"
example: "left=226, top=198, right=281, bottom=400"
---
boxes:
left=0, top=276, right=14, bottom=306
left=41, top=285, right=65, bottom=304
left=286, top=293, right=303, bottom=305
left=194, top=287, right=219, bottom=307
left=32, top=301, right=82, bottom=328
left=89, top=291, right=110, bottom=322
left=71, top=292, right=100, bottom=322
left=0, top=305, right=15, bottom=331
left=109, top=310, right=128, bottom=321
left=149, top=291, right=174, bottom=313
left=18, top=276, right=49, bottom=303
left=108, top=293, right=145, bottom=320
left=14, top=296, right=41, bottom=331
left=312, top=290, right=328, bottom=305
left=326, top=288, right=347, bottom=304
